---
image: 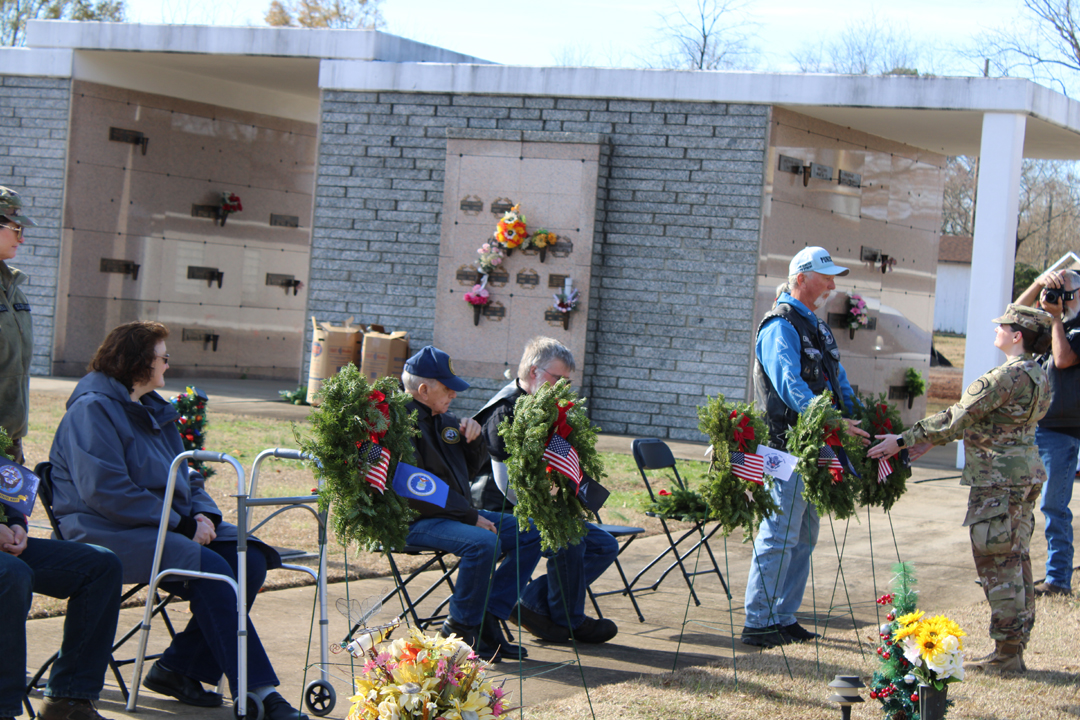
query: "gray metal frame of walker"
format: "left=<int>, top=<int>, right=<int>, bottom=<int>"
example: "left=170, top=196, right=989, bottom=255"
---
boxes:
left=126, top=448, right=332, bottom=718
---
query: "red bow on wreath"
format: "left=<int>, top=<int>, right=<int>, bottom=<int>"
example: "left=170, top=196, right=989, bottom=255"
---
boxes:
left=729, top=410, right=755, bottom=452
left=368, top=390, right=390, bottom=444
left=871, top=403, right=893, bottom=434
left=544, top=401, right=582, bottom=493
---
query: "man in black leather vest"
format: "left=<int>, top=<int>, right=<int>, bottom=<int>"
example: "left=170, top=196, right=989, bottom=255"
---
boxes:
left=1016, top=268, right=1080, bottom=596
left=472, top=337, right=619, bottom=644
left=742, top=247, right=869, bottom=648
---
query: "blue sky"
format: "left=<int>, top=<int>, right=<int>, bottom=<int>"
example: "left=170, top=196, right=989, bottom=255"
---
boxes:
left=125, top=0, right=1022, bottom=74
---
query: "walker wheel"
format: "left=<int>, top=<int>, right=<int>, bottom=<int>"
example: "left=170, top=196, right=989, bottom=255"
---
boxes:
left=304, top=679, right=336, bottom=716
left=234, top=692, right=264, bottom=720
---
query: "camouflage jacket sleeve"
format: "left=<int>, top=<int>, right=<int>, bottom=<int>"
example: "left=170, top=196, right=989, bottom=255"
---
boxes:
left=901, top=364, right=1015, bottom=447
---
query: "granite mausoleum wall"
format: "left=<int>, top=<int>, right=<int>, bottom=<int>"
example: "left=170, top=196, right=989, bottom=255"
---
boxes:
left=308, top=91, right=770, bottom=441
left=0, top=74, right=70, bottom=376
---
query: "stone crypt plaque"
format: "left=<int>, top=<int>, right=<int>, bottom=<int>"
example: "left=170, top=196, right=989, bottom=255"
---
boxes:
left=433, top=132, right=601, bottom=384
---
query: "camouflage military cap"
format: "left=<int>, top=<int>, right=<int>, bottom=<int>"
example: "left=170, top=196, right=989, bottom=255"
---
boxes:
left=992, top=303, right=1053, bottom=334
left=0, top=186, right=37, bottom=227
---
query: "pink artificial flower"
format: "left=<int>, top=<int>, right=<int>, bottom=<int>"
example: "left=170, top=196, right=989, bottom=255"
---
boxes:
left=492, top=257, right=502, bottom=265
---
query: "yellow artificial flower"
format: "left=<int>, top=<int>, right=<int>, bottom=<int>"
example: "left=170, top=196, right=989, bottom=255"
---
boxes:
left=895, top=610, right=925, bottom=627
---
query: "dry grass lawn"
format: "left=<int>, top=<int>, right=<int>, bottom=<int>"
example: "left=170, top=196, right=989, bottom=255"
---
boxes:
left=528, top=594, right=1080, bottom=720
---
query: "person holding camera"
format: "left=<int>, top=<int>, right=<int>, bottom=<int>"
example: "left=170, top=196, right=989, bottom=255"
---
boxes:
left=1016, top=267, right=1080, bottom=596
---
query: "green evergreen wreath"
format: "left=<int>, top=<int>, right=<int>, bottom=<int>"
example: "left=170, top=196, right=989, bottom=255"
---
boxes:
left=852, top=393, right=912, bottom=512
left=786, top=393, right=859, bottom=520
left=298, top=364, right=419, bottom=551
left=0, top=426, right=11, bottom=523
left=697, top=395, right=779, bottom=542
left=641, top=485, right=711, bottom=523
left=499, top=379, right=603, bottom=552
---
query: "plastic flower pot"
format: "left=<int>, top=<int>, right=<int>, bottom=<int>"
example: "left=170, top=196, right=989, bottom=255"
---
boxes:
left=562, top=312, right=570, bottom=331
left=473, top=304, right=482, bottom=326
left=539, top=246, right=547, bottom=263
left=849, top=327, right=856, bottom=340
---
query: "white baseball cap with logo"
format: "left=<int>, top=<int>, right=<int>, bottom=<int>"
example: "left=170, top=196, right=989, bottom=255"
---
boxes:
left=789, top=246, right=849, bottom=277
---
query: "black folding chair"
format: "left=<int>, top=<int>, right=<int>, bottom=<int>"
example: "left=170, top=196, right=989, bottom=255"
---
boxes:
left=585, top=515, right=647, bottom=622
left=626, top=439, right=731, bottom=610
left=377, top=546, right=462, bottom=631
left=24, top=462, right=179, bottom=717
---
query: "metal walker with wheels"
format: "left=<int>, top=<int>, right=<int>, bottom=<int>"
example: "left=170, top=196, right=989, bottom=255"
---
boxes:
left=126, top=448, right=335, bottom=719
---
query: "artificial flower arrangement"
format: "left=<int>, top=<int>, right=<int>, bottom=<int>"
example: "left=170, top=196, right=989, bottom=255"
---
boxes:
left=528, top=227, right=556, bottom=262
left=463, top=281, right=491, bottom=326
left=696, top=395, right=779, bottom=542
left=552, top=287, right=579, bottom=330
left=493, top=204, right=527, bottom=253
left=852, top=393, right=912, bottom=512
left=475, top=242, right=506, bottom=277
left=786, top=393, right=862, bottom=520
left=346, top=625, right=517, bottom=720
left=299, top=366, right=419, bottom=551
left=846, top=293, right=869, bottom=339
left=218, top=192, right=242, bottom=226
left=904, top=367, right=926, bottom=409
left=871, top=563, right=963, bottom=720
left=171, top=386, right=215, bottom=479
left=499, top=379, right=603, bottom=552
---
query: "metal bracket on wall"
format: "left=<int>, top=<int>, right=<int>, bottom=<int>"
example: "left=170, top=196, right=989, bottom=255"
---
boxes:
left=188, top=266, right=224, bottom=288
left=99, top=258, right=140, bottom=280
left=109, top=127, right=149, bottom=155
left=182, top=328, right=220, bottom=352
left=266, top=273, right=302, bottom=295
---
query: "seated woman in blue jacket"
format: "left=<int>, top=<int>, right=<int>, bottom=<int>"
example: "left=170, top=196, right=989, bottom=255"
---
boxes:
left=49, top=321, right=307, bottom=720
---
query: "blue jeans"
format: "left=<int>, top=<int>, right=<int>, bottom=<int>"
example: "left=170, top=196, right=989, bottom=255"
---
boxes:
left=406, top=510, right=542, bottom=626
left=744, top=471, right=819, bottom=629
left=519, top=523, right=618, bottom=630
left=0, top=537, right=122, bottom=716
left=1037, top=427, right=1080, bottom=590
left=159, top=541, right=277, bottom=698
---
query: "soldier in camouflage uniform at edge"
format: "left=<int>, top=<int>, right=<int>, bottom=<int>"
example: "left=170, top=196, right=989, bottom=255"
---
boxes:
left=869, top=303, right=1054, bottom=675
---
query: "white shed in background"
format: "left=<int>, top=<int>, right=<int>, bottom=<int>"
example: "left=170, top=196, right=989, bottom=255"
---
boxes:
left=935, top=235, right=972, bottom=335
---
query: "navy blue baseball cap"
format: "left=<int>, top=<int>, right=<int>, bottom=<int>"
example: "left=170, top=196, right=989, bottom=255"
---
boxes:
left=404, top=345, right=470, bottom=392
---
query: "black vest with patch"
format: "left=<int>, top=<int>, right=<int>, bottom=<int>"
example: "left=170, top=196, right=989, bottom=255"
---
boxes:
left=754, top=302, right=847, bottom=448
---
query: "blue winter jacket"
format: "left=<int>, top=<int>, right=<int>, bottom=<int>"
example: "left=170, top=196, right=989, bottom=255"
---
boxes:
left=49, top=371, right=279, bottom=584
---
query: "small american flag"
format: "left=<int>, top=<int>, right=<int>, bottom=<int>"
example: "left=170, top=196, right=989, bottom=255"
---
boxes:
left=730, top=451, right=765, bottom=485
left=544, top=433, right=583, bottom=493
left=358, top=440, right=390, bottom=494
left=877, top=456, right=893, bottom=483
left=817, top=446, right=842, bottom=470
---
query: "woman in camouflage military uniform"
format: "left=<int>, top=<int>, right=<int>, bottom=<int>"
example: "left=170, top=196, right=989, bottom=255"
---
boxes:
left=870, top=303, right=1054, bottom=675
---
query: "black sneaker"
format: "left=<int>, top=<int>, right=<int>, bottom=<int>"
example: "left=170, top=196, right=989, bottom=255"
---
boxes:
left=508, top=603, right=571, bottom=643
left=740, top=624, right=789, bottom=648
left=780, top=621, right=820, bottom=643
left=571, top=616, right=618, bottom=644
left=260, top=692, right=309, bottom=720
left=38, top=698, right=112, bottom=720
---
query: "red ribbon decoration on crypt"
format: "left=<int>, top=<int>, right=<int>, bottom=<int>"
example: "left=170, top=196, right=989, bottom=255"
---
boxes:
left=729, top=409, right=755, bottom=451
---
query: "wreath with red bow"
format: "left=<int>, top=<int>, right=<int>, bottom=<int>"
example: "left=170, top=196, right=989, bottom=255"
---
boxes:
left=500, top=379, right=603, bottom=552
left=299, top=364, right=419, bottom=551
left=852, top=394, right=911, bottom=512
left=786, top=393, right=860, bottom=520
left=697, top=395, right=779, bottom=542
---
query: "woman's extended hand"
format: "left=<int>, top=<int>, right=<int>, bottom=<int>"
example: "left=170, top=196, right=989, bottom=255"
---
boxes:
left=868, top=433, right=901, bottom=460
left=193, top=513, right=217, bottom=545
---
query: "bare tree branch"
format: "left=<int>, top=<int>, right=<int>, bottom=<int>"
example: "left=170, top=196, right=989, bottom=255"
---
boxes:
left=654, top=0, right=759, bottom=71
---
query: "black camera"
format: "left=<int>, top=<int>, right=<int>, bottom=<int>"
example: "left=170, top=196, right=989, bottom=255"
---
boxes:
left=1042, top=288, right=1076, bottom=304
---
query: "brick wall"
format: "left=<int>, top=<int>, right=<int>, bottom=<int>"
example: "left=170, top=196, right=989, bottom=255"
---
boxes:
left=309, top=91, right=769, bottom=441
left=0, top=74, right=70, bottom=375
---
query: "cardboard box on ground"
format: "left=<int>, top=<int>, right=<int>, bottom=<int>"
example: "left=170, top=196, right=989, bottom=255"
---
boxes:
left=306, top=317, right=410, bottom=405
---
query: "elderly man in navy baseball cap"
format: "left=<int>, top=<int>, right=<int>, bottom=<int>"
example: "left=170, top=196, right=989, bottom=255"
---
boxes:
left=400, top=346, right=541, bottom=662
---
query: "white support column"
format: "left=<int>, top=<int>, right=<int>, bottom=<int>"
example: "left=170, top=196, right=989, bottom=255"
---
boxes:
left=956, top=112, right=1027, bottom=468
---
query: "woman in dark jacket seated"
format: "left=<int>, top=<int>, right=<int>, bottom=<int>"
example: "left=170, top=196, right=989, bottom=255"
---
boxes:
left=49, top=321, right=307, bottom=720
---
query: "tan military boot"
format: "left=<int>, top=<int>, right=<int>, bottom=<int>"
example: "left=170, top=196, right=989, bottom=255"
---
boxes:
left=964, top=641, right=1024, bottom=674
